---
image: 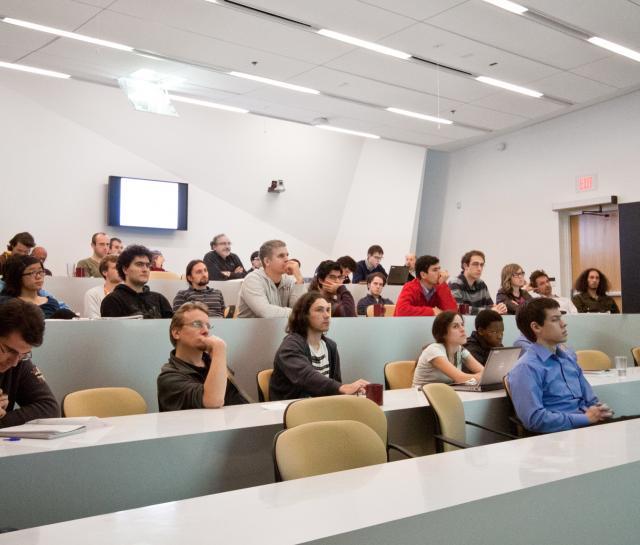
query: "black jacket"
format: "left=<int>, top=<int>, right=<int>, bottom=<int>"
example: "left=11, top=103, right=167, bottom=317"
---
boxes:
left=269, top=333, right=342, bottom=401
left=203, top=251, right=246, bottom=281
left=100, top=284, right=173, bottom=319
left=464, top=331, right=500, bottom=368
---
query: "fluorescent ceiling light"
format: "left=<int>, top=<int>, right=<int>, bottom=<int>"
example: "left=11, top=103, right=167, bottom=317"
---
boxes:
left=317, top=125, right=380, bottom=139
left=229, top=71, right=320, bottom=94
left=386, top=107, right=453, bottom=125
left=2, top=17, right=134, bottom=52
left=118, top=77, right=178, bottom=116
left=0, top=60, right=70, bottom=79
left=169, top=94, right=249, bottom=113
left=317, top=29, right=411, bottom=60
left=588, top=37, right=640, bottom=63
left=476, top=76, right=543, bottom=98
left=480, top=0, right=528, bottom=15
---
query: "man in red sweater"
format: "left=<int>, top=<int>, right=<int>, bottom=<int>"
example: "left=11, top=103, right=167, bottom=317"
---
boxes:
left=394, top=255, right=457, bottom=316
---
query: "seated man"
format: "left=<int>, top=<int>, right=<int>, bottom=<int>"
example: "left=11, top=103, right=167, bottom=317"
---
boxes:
left=405, top=253, right=416, bottom=281
left=237, top=239, right=306, bottom=318
left=31, top=246, right=52, bottom=276
left=394, top=255, right=457, bottom=316
left=352, top=245, right=387, bottom=284
left=0, top=231, right=35, bottom=276
left=109, top=237, right=123, bottom=256
left=203, top=234, right=246, bottom=281
left=76, top=232, right=111, bottom=278
left=0, top=299, right=60, bottom=427
left=529, top=270, right=577, bottom=314
left=309, top=260, right=356, bottom=317
left=336, top=255, right=357, bottom=285
left=83, top=255, right=121, bottom=319
left=246, top=251, right=261, bottom=274
left=464, top=309, right=504, bottom=365
left=100, top=245, right=173, bottom=319
left=357, top=272, right=394, bottom=315
left=157, top=302, right=235, bottom=411
left=507, top=298, right=613, bottom=433
left=172, top=260, right=225, bottom=317
left=269, top=291, right=369, bottom=401
left=448, top=250, right=507, bottom=315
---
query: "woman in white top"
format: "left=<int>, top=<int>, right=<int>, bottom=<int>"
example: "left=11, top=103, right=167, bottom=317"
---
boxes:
left=412, top=311, right=484, bottom=387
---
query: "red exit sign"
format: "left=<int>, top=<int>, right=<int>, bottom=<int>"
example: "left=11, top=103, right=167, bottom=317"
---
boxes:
left=576, top=175, right=597, bottom=192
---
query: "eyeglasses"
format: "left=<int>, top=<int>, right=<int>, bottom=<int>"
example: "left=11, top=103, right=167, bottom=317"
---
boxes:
left=183, top=320, right=213, bottom=331
left=22, top=269, right=45, bottom=278
left=132, top=261, right=151, bottom=269
left=370, top=255, right=383, bottom=260
left=0, top=342, right=32, bottom=363
left=326, top=274, right=344, bottom=282
left=512, top=271, right=525, bottom=277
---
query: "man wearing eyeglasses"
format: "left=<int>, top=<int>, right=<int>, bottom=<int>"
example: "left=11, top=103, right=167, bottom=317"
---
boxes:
left=100, top=244, right=173, bottom=319
left=449, top=250, right=507, bottom=315
left=203, top=234, right=246, bottom=281
left=157, top=302, right=247, bottom=410
left=0, top=299, right=59, bottom=428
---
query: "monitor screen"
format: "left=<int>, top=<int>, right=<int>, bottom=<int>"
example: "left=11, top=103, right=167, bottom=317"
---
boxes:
left=108, top=176, right=188, bottom=230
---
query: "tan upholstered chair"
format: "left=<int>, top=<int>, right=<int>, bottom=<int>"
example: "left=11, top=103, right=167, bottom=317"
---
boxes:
left=365, top=304, right=396, bottom=317
left=384, top=360, right=416, bottom=390
left=257, top=369, right=273, bottom=402
left=62, top=387, right=147, bottom=417
left=576, top=350, right=612, bottom=371
left=631, top=347, right=640, bottom=366
left=283, top=395, right=415, bottom=459
left=273, top=420, right=387, bottom=481
left=422, top=383, right=516, bottom=452
left=149, top=271, right=181, bottom=280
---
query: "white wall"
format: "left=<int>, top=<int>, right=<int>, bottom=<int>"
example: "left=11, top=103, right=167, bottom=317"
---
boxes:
left=418, top=89, right=640, bottom=297
left=0, top=71, right=426, bottom=276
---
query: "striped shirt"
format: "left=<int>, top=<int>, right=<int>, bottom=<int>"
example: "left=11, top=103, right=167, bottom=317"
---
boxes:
left=309, top=340, right=330, bottom=377
left=172, top=286, right=225, bottom=317
left=448, top=273, right=494, bottom=315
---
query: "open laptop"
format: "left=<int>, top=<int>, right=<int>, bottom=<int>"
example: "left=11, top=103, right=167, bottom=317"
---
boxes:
left=452, top=346, right=521, bottom=392
left=387, top=265, right=410, bottom=285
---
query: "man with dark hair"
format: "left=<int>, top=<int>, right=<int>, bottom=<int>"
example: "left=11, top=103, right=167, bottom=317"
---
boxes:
left=0, top=299, right=59, bottom=428
left=357, top=272, right=394, bottom=315
left=203, top=234, right=246, bottom=281
left=0, top=232, right=35, bottom=276
left=172, top=260, right=225, bottom=317
left=507, top=298, right=612, bottom=433
left=572, top=268, right=619, bottom=313
left=309, top=260, right=356, bottom=317
left=269, top=291, right=368, bottom=401
left=352, top=245, right=387, bottom=284
left=237, top=239, right=305, bottom=318
left=77, top=232, right=110, bottom=278
left=529, top=270, right=577, bottom=314
left=394, top=255, right=457, bottom=316
left=247, top=251, right=261, bottom=274
left=449, top=250, right=507, bottom=315
left=109, top=237, right=123, bottom=256
left=464, top=309, right=504, bottom=365
left=336, top=255, right=357, bottom=284
left=83, top=255, right=121, bottom=318
left=100, top=244, right=173, bottom=319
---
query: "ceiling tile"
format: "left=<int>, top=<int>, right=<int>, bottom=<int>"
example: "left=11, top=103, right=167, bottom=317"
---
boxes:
left=0, top=0, right=102, bottom=28
left=446, top=103, right=527, bottom=130
left=571, top=56, right=640, bottom=89
left=0, top=25, right=58, bottom=60
left=358, top=0, right=469, bottom=22
left=531, top=72, right=618, bottom=104
left=472, top=91, right=566, bottom=118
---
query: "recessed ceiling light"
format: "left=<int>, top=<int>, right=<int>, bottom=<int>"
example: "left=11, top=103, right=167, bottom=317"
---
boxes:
left=229, top=71, right=320, bottom=94
left=588, top=37, right=640, bottom=62
left=317, top=125, right=380, bottom=139
left=2, top=17, right=134, bottom=52
left=317, top=29, right=411, bottom=60
left=386, top=107, right=453, bottom=125
left=476, top=76, right=543, bottom=98
left=169, top=94, right=249, bottom=113
left=0, top=60, right=70, bottom=79
left=480, top=0, right=528, bottom=15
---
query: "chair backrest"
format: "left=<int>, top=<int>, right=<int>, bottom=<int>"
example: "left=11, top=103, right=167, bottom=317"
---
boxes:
left=149, top=271, right=181, bottom=280
left=284, top=395, right=388, bottom=446
left=576, top=349, right=612, bottom=371
left=384, top=360, right=416, bottom=390
left=631, top=347, right=640, bottom=366
left=63, top=387, right=147, bottom=417
left=274, top=420, right=387, bottom=481
left=422, top=384, right=465, bottom=452
left=257, top=369, right=273, bottom=402
left=365, top=304, right=396, bottom=317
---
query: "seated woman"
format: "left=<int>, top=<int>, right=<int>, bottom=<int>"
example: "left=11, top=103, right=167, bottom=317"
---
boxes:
left=412, top=311, right=484, bottom=388
left=308, top=260, right=356, bottom=317
left=0, top=255, right=73, bottom=319
left=464, top=309, right=504, bottom=366
left=495, top=263, right=531, bottom=315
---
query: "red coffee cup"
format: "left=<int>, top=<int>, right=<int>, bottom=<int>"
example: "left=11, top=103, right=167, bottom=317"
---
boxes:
left=458, top=303, right=470, bottom=315
left=75, top=267, right=85, bottom=278
left=373, top=304, right=385, bottom=317
left=365, top=383, right=383, bottom=406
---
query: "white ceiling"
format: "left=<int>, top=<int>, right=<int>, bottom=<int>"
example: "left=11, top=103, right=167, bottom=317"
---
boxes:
left=1, top=0, right=640, bottom=150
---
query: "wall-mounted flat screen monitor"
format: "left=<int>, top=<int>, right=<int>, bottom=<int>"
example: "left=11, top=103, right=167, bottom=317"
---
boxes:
left=108, top=176, right=188, bottom=230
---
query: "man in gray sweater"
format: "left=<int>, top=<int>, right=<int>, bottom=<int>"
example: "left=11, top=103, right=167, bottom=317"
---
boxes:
left=237, top=239, right=307, bottom=318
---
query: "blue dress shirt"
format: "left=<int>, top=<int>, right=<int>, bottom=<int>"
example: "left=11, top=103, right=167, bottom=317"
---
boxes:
left=507, top=343, right=598, bottom=433
left=513, top=333, right=534, bottom=355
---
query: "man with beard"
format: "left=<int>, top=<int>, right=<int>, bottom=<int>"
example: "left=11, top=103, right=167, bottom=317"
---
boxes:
left=203, top=234, right=246, bottom=280
left=172, top=260, right=225, bottom=318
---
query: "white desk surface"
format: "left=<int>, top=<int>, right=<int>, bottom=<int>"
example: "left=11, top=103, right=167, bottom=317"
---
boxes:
left=1, top=368, right=635, bottom=459
left=3, top=417, right=639, bottom=545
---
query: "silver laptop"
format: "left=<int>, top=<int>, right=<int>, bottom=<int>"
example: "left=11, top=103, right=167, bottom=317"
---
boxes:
left=452, top=346, right=521, bottom=392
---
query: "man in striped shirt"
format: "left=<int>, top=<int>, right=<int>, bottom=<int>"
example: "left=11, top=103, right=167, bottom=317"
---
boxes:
left=172, top=260, right=225, bottom=318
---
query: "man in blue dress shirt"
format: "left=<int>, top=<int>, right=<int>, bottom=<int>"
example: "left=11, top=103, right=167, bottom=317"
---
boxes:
left=507, top=298, right=611, bottom=433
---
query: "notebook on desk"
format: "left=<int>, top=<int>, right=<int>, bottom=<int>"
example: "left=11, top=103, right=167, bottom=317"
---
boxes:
left=452, top=347, right=521, bottom=392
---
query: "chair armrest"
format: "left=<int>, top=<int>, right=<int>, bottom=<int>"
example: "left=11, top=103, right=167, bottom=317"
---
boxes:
left=465, top=420, right=518, bottom=439
left=388, top=442, right=417, bottom=458
left=434, top=434, right=472, bottom=449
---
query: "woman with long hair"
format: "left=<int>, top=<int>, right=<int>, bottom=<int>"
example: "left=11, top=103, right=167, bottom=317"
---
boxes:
left=495, top=263, right=531, bottom=315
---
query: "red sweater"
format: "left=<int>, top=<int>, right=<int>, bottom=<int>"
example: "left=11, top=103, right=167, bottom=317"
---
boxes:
left=394, top=279, right=458, bottom=317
